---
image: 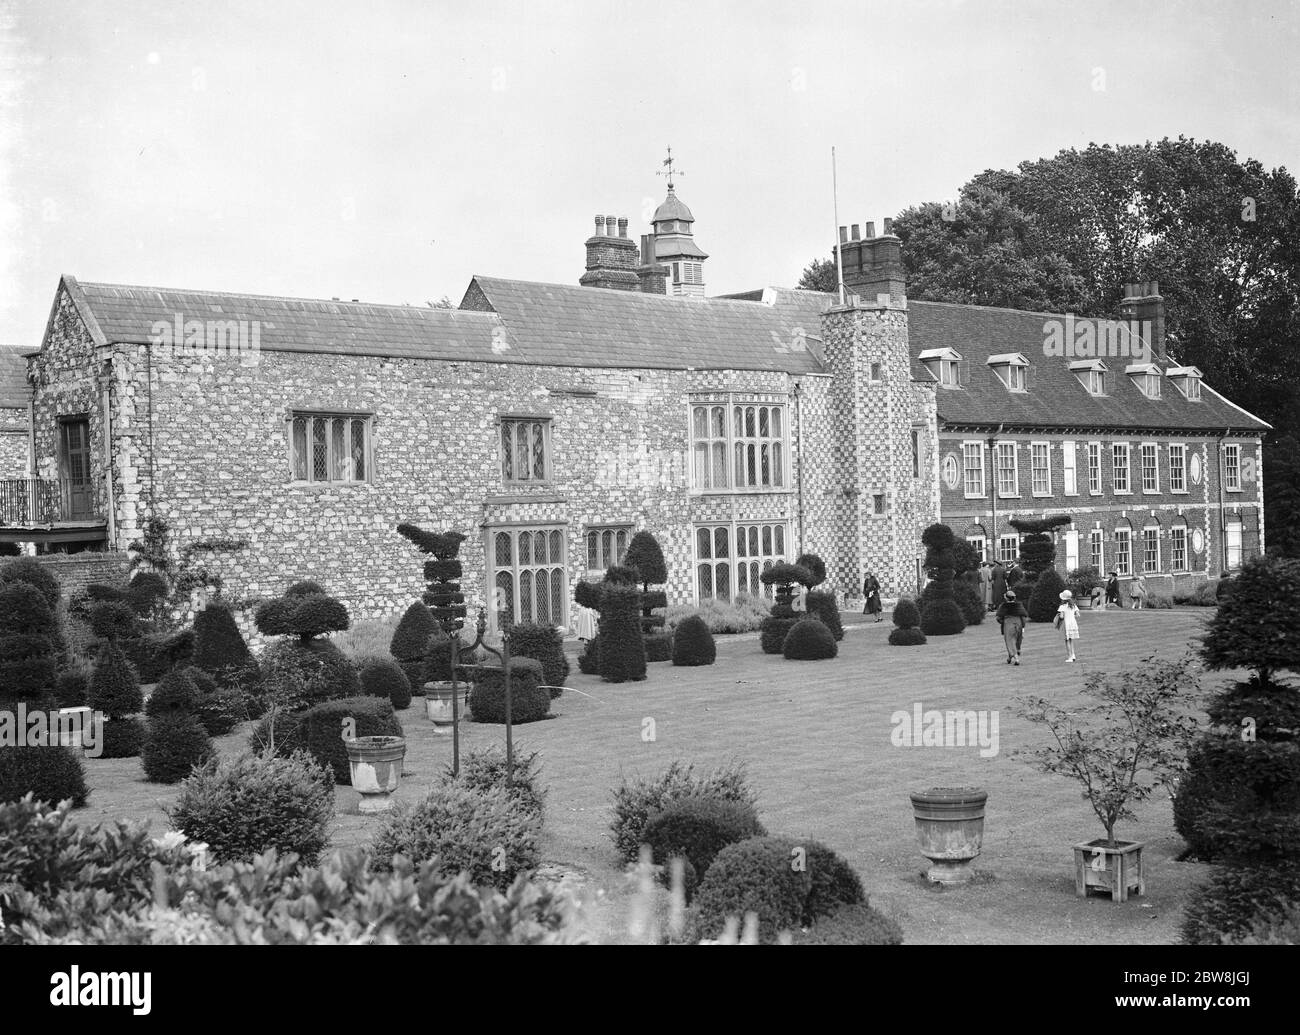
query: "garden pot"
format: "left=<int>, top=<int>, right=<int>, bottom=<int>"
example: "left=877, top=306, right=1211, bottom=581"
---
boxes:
left=1073, top=839, right=1145, bottom=902
left=910, top=786, right=988, bottom=884
left=423, top=681, right=469, bottom=732
left=345, top=735, right=406, bottom=813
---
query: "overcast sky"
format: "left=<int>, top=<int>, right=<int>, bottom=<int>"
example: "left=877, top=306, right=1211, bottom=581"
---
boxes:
left=1, top=0, right=1296, bottom=347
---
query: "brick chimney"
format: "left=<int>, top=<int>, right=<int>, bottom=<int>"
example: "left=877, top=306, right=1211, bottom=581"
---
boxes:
left=637, top=234, right=668, bottom=294
left=836, top=220, right=906, bottom=305
left=1119, top=281, right=1165, bottom=361
left=580, top=214, right=640, bottom=291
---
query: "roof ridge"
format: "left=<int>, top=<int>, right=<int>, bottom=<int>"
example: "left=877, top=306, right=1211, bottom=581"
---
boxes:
left=473, top=275, right=835, bottom=313
left=76, top=280, right=499, bottom=317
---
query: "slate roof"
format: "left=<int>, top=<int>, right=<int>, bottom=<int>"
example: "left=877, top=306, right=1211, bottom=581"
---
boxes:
left=0, top=344, right=31, bottom=412
left=65, top=278, right=503, bottom=363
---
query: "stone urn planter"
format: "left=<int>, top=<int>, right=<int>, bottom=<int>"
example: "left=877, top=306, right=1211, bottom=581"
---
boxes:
left=910, top=787, right=988, bottom=884
left=345, top=735, right=406, bottom=813
left=1073, top=839, right=1145, bottom=902
left=423, top=681, right=469, bottom=732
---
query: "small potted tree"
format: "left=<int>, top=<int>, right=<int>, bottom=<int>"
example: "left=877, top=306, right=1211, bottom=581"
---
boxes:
left=1017, top=654, right=1200, bottom=901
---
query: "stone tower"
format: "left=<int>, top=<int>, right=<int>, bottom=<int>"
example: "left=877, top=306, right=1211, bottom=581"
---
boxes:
left=820, top=219, right=940, bottom=598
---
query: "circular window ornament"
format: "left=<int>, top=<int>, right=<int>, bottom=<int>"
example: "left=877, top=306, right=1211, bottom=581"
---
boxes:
left=1191, top=528, right=1205, bottom=555
left=1189, top=452, right=1202, bottom=485
left=942, top=454, right=960, bottom=490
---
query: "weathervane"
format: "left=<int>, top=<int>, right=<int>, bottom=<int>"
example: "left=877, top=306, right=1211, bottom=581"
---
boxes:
left=657, top=146, right=685, bottom=190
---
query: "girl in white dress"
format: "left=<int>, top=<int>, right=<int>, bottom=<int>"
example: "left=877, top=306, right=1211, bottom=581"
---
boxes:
left=1056, top=589, right=1081, bottom=663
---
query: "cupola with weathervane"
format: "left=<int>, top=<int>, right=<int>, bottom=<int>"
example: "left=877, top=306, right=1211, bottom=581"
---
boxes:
left=650, top=147, right=708, bottom=297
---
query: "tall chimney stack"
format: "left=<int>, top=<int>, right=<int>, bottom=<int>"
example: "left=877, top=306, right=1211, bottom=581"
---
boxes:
left=836, top=216, right=906, bottom=305
left=581, top=213, right=640, bottom=291
left=637, top=233, right=668, bottom=295
left=1119, top=281, right=1165, bottom=361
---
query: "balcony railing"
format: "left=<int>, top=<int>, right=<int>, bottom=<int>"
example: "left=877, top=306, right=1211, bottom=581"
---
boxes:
left=0, top=478, right=99, bottom=526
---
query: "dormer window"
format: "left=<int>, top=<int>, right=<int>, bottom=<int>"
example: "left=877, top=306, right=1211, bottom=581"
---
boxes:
left=1167, top=365, right=1203, bottom=401
left=1127, top=363, right=1162, bottom=399
left=1070, top=359, right=1108, bottom=397
left=987, top=353, right=1029, bottom=393
left=919, top=348, right=963, bottom=390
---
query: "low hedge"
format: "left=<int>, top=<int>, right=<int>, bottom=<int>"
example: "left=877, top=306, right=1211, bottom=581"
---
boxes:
left=782, top=617, right=837, bottom=660
left=469, top=658, right=550, bottom=724
left=141, top=713, right=215, bottom=784
left=671, top=615, right=716, bottom=666
left=0, top=745, right=89, bottom=807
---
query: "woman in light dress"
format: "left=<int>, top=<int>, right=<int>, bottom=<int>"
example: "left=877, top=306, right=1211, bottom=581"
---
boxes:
left=1056, top=589, right=1081, bottom=663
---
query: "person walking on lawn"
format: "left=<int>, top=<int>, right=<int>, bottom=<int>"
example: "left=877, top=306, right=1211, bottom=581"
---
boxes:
left=995, top=590, right=1028, bottom=665
left=1056, top=589, right=1082, bottom=663
left=862, top=570, right=883, bottom=621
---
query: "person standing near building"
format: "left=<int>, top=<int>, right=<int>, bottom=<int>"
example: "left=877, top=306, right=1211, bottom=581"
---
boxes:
left=1056, top=590, right=1081, bottom=662
left=1105, top=570, right=1121, bottom=608
left=1130, top=572, right=1147, bottom=610
left=991, top=562, right=1007, bottom=608
left=995, top=590, right=1028, bottom=665
left=862, top=570, right=882, bottom=621
left=979, top=562, right=993, bottom=610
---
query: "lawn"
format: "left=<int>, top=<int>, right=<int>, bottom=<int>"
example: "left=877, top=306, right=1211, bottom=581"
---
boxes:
left=71, top=606, right=1226, bottom=945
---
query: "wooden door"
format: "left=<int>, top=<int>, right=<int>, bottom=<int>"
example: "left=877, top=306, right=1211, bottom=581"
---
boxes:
left=59, top=419, right=93, bottom=520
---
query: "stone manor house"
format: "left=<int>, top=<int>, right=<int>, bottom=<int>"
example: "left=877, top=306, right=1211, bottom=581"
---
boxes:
left=0, top=183, right=1269, bottom=631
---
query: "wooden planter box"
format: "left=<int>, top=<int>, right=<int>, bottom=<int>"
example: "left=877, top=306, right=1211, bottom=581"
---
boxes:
left=1073, top=839, right=1145, bottom=901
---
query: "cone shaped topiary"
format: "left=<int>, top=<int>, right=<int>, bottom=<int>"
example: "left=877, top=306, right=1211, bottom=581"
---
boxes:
left=0, top=582, right=58, bottom=700
left=142, top=712, right=215, bottom=783
left=390, top=601, right=437, bottom=686
left=783, top=617, right=838, bottom=659
left=192, top=603, right=254, bottom=674
left=89, top=642, right=143, bottom=718
left=144, top=667, right=200, bottom=716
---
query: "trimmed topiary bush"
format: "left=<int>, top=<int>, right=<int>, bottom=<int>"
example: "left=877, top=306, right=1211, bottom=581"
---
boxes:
left=89, top=600, right=140, bottom=642
left=508, top=622, right=570, bottom=692
left=794, top=553, right=827, bottom=587
left=577, top=634, right=600, bottom=674
left=952, top=578, right=986, bottom=626
left=671, top=615, right=716, bottom=666
left=469, top=658, right=550, bottom=724
left=260, top=638, right=360, bottom=709
left=782, top=617, right=838, bottom=660
left=0, top=557, right=61, bottom=611
left=802, top=840, right=867, bottom=923
left=644, top=630, right=673, bottom=663
left=609, top=758, right=758, bottom=863
left=624, top=530, right=669, bottom=634
left=888, top=626, right=927, bottom=646
left=142, top=713, right=215, bottom=784
left=597, top=583, right=646, bottom=683
left=920, top=571, right=966, bottom=636
left=1181, top=862, right=1300, bottom=945
left=193, top=687, right=245, bottom=737
left=0, top=582, right=58, bottom=700
left=689, top=835, right=810, bottom=943
left=144, top=668, right=200, bottom=717
left=55, top=660, right=92, bottom=708
left=298, top=697, right=404, bottom=784
left=804, top=590, right=843, bottom=640
left=0, top=745, right=89, bottom=807
left=358, top=657, right=413, bottom=710
left=99, top=718, right=145, bottom=759
left=168, top=749, right=334, bottom=865
left=642, top=794, right=766, bottom=888
left=192, top=603, right=254, bottom=678
left=89, top=642, right=143, bottom=718
left=1028, top=567, right=1069, bottom=623
left=793, top=901, right=904, bottom=945
left=892, top=597, right=920, bottom=629
left=371, top=782, right=541, bottom=891
left=759, top=615, right=799, bottom=654
left=390, top=601, right=438, bottom=688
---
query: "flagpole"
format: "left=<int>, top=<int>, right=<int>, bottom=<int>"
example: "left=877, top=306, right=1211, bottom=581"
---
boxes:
left=832, top=146, right=846, bottom=306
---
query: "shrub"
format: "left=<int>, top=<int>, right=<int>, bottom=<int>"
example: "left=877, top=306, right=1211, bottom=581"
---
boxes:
left=298, top=697, right=404, bottom=784
left=144, top=668, right=200, bottom=716
left=192, top=603, right=254, bottom=676
left=469, top=658, right=550, bottom=724
left=920, top=572, right=966, bottom=636
left=804, top=590, right=843, bottom=640
left=759, top=563, right=815, bottom=608
left=0, top=747, right=89, bottom=807
left=55, top=658, right=93, bottom=708
left=389, top=601, right=437, bottom=673
left=598, top=583, right=646, bottom=683
left=759, top=615, right=799, bottom=654
left=126, top=571, right=168, bottom=617
left=802, top=840, right=867, bottom=923
left=672, top=615, right=716, bottom=666
left=888, top=626, right=927, bottom=646
left=89, top=600, right=140, bottom=642
left=793, top=902, right=904, bottom=945
left=1068, top=565, right=1105, bottom=602
left=168, top=750, right=334, bottom=865
left=794, top=553, right=827, bottom=587
left=892, top=597, right=921, bottom=629
left=1181, top=863, right=1300, bottom=945
left=193, top=687, right=245, bottom=737
left=260, top=638, right=360, bottom=709
left=142, top=713, right=215, bottom=784
left=0, top=556, right=61, bottom=610
left=573, top=579, right=603, bottom=609
left=952, top=578, right=986, bottom=626
left=123, top=630, right=188, bottom=683
left=285, top=579, right=327, bottom=599
left=509, top=622, right=570, bottom=690
left=335, top=618, right=399, bottom=664
left=1173, top=581, right=1220, bottom=607
left=642, top=795, right=766, bottom=883
left=0, top=582, right=58, bottom=699
left=644, top=630, right=673, bottom=663
left=98, top=718, right=145, bottom=759
left=609, top=759, right=759, bottom=863
left=624, top=531, right=668, bottom=588
left=1145, top=591, right=1175, bottom=609
left=690, top=836, right=810, bottom=943
left=89, top=642, right=142, bottom=718
left=577, top=635, right=600, bottom=675
left=1027, top=568, right=1069, bottom=622
left=663, top=594, right=770, bottom=635
left=359, top=657, right=413, bottom=709
left=371, top=782, right=541, bottom=890
left=443, top=746, right=546, bottom=821
left=783, top=617, right=838, bottom=660
left=1201, top=557, right=1300, bottom=686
